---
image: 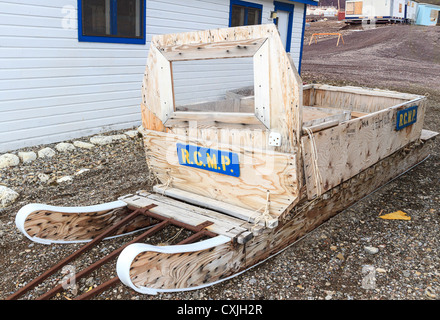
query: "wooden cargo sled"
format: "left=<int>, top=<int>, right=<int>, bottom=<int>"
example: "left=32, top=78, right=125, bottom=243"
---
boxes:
left=8, top=24, right=438, bottom=299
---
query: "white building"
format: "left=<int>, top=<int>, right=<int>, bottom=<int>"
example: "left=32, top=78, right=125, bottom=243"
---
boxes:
left=345, top=0, right=418, bottom=23
left=0, top=0, right=317, bottom=153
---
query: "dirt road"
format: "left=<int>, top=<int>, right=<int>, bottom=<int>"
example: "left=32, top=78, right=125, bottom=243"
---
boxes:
left=303, top=23, right=440, bottom=100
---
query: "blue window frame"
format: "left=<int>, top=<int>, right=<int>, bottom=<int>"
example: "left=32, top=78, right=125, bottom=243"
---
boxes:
left=78, top=0, right=146, bottom=44
left=273, top=1, right=294, bottom=52
left=229, top=0, right=263, bottom=27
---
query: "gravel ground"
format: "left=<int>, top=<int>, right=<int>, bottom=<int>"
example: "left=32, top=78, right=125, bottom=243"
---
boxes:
left=1, top=22, right=440, bottom=302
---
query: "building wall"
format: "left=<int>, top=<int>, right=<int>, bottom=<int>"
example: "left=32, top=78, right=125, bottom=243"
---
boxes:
left=406, top=1, right=419, bottom=21
left=415, top=3, right=440, bottom=26
left=345, top=0, right=407, bottom=18
left=0, top=0, right=306, bottom=153
left=391, top=0, right=406, bottom=18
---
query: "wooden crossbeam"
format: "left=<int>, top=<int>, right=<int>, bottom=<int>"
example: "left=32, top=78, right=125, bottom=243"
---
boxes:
left=309, top=33, right=345, bottom=46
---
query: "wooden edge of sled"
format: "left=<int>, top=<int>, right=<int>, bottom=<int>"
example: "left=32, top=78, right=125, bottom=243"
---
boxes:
left=14, top=200, right=146, bottom=244
left=116, top=235, right=232, bottom=295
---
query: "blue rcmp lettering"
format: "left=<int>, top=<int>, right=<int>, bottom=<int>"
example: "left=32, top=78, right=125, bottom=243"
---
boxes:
left=176, top=143, right=240, bottom=177
left=396, top=105, right=418, bottom=131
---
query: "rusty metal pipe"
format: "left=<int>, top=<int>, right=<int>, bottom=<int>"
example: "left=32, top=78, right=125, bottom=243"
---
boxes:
left=7, top=204, right=156, bottom=300
left=37, top=218, right=168, bottom=300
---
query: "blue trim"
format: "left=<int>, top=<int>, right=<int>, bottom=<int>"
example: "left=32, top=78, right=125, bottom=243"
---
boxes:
left=298, top=4, right=307, bottom=74
left=78, top=0, right=146, bottom=45
left=345, top=16, right=397, bottom=19
left=273, top=1, right=294, bottom=53
left=288, top=0, right=318, bottom=6
left=229, top=0, right=263, bottom=27
left=110, top=0, right=118, bottom=35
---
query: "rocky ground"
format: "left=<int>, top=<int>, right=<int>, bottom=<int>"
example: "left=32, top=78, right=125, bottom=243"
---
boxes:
left=1, top=21, right=440, bottom=303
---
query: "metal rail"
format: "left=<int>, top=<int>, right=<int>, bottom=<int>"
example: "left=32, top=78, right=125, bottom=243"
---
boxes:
left=7, top=203, right=217, bottom=300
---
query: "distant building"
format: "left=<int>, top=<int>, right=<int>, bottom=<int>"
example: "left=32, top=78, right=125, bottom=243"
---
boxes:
left=307, top=6, right=338, bottom=17
left=415, top=2, right=440, bottom=25
left=344, top=0, right=418, bottom=24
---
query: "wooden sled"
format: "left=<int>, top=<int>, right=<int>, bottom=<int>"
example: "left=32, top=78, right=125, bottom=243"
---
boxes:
left=11, top=24, right=438, bottom=298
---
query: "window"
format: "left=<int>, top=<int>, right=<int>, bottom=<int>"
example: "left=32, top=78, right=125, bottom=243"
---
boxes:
left=78, top=0, right=146, bottom=44
left=229, top=0, right=263, bottom=27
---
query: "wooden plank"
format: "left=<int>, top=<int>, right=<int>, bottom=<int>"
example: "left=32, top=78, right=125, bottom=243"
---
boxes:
left=140, top=128, right=299, bottom=217
left=253, top=39, right=270, bottom=128
left=141, top=104, right=169, bottom=133
left=154, top=46, right=175, bottom=123
left=301, top=99, right=426, bottom=199
left=153, top=186, right=278, bottom=228
left=158, top=38, right=267, bottom=61
left=164, top=111, right=266, bottom=129
left=139, top=191, right=265, bottom=236
left=311, top=84, right=424, bottom=114
left=302, top=119, right=340, bottom=135
left=302, top=107, right=350, bottom=127
left=118, top=193, right=250, bottom=240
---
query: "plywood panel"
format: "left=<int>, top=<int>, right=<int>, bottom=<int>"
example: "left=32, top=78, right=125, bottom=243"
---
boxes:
left=301, top=99, right=426, bottom=199
left=141, top=128, right=299, bottom=217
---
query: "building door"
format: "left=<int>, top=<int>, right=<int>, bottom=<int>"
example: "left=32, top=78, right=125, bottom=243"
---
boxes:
left=276, top=10, right=290, bottom=48
left=274, top=1, right=294, bottom=52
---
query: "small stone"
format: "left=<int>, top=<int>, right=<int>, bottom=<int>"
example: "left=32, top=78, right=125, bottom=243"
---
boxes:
left=73, top=141, right=95, bottom=150
left=85, top=277, right=94, bottom=286
left=0, top=186, right=19, bottom=208
left=38, top=147, right=56, bottom=159
left=364, top=246, right=379, bottom=254
left=425, top=287, right=437, bottom=299
left=376, top=268, right=387, bottom=273
left=330, top=245, right=337, bottom=251
left=124, top=130, right=139, bottom=138
left=56, top=176, right=73, bottom=184
left=90, top=136, right=113, bottom=145
left=109, top=134, right=127, bottom=141
left=74, top=168, right=90, bottom=176
left=336, top=253, right=345, bottom=261
left=55, top=143, right=75, bottom=152
left=249, top=278, right=257, bottom=285
left=38, top=173, right=50, bottom=183
left=18, top=151, right=37, bottom=164
left=0, top=154, right=20, bottom=169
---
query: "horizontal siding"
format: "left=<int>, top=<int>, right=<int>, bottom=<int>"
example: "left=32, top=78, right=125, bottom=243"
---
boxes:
left=0, top=0, right=145, bottom=152
left=0, top=0, right=306, bottom=153
left=289, top=2, right=305, bottom=68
